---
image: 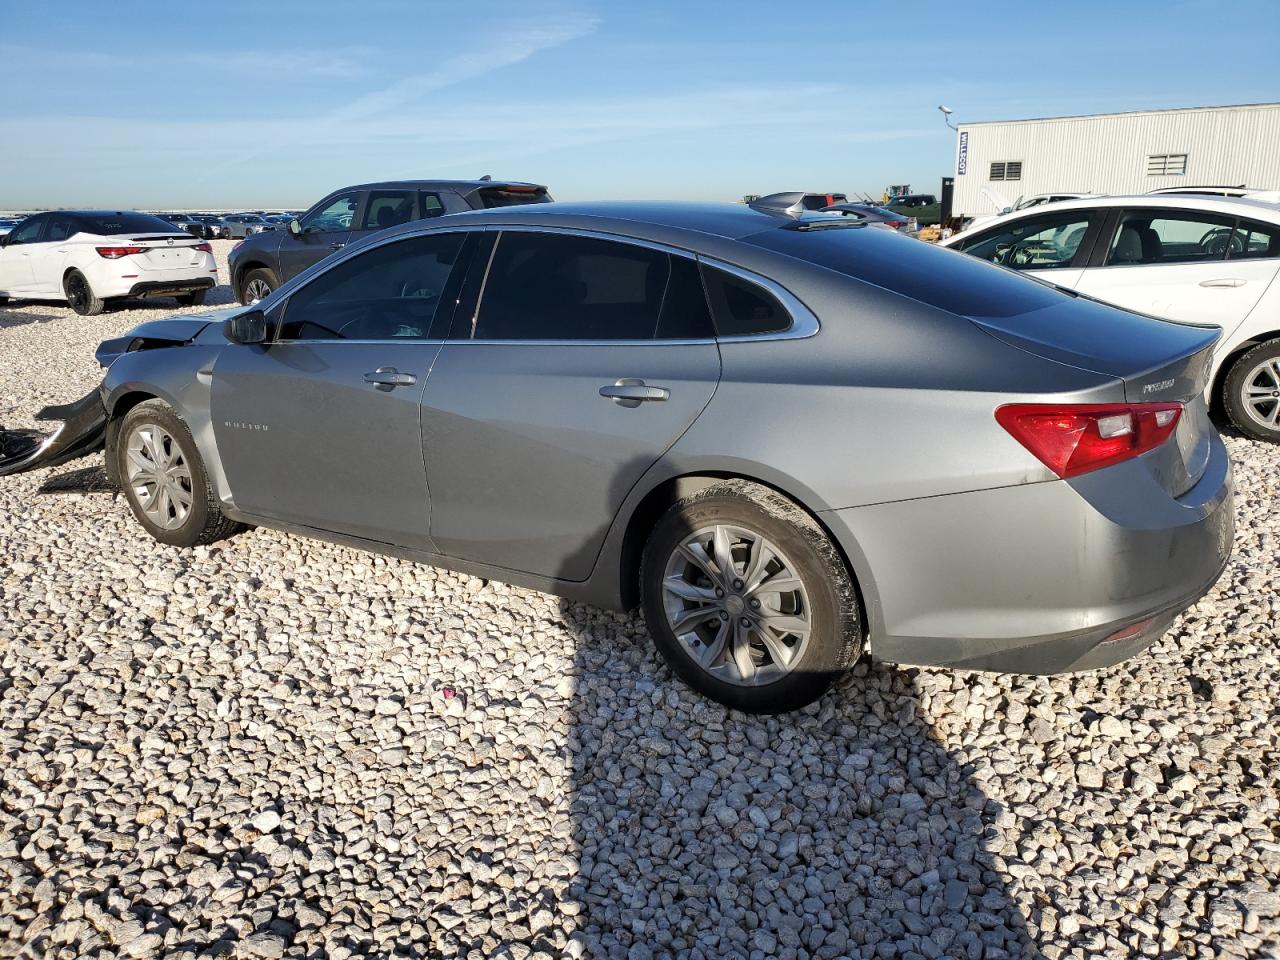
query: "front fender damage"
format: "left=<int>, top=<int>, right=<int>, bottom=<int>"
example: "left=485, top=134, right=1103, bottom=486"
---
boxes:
left=0, top=389, right=107, bottom=477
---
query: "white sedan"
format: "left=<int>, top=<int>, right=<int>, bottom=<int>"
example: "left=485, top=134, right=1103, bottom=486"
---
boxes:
left=941, top=194, right=1280, bottom=442
left=0, top=210, right=218, bottom=316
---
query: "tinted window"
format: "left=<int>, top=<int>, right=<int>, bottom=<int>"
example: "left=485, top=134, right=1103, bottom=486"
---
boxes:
left=362, top=191, right=415, bottom=231
left=1228, top=220, right=1280, bottom=260
left=278, top=233, right=466, bottom=341
left=658, top=255, right=714, bottom=339
left=46, top=216, right=77, bottom=242
left=477, top=186, right=551, bottom=208
left=419, top=192, right=445, bottom=219
left=474, top=232, right=694, bottom=340
left=6, top=216, right=46, bottom=245
left=1107, top=210, right=1238, bottom=265
left=749, top=223, right=1069, bottom=319
left=958, top=212, right=1095, bottom=270
left=700, top=265, right=790, bottom=336
left=81, top=213, right=180, bottom=235
left=301, top=194, right=358, bottom=234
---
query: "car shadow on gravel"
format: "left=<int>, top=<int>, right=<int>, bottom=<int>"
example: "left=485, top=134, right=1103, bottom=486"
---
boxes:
left=0, top=307, right=58, bottom=329
left=557, top=598, right=1043, bottom=960
left=36, top=464, right=116, bottom=495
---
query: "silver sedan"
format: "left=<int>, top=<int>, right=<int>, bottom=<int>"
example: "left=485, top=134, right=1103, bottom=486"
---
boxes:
left=0, top=202, right=1233, bottom=712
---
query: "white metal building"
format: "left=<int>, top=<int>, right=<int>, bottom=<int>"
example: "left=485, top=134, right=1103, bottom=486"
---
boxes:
left=951, top=102, right=1280, bottom=218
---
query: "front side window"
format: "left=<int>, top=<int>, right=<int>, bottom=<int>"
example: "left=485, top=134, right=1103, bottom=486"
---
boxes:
left=471, top=232, right=712, bottom=340
left=957, top=212, right=1094, bottom=270
left=1228, top=220, right=1280, bottom=260
left=301, top=193, right=359, bottom=234
left=7, top=216, right=46, bottom=245
left=701, top=265, right=791, bottom=336
left=419, top=192, right=446, bottom=219
left=361, top=191, right=415, bottom=231
left=1107, top=210, right=1238, bottom=265
left=277, top=232, right=466, bottom=341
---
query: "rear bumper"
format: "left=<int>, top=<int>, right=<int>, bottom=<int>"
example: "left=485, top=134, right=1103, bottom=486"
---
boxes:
left=823, top=432, right=1234, bottom=674
left=125, top=277, right=215, bottom=299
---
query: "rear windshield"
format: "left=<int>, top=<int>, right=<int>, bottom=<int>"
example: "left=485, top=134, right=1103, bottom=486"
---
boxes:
left=477, top=186, right=551, bottom=208
left=82, top=213, right=183, bottom=235
left=747, top=225, right=1069, bottom=319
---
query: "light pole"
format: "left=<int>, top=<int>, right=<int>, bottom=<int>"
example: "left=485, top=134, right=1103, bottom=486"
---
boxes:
left=938, top=105, right=957, bottom=131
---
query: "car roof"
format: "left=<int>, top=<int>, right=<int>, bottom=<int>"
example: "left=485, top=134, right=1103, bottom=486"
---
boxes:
left=336, top=179, right=546, bottom=192
left=974, top=193, right=1280, bottom=222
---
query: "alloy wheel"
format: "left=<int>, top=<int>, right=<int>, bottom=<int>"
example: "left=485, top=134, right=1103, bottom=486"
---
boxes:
left=124, top=424, right=194, bottom=530
left=244, top=278, right=272, bottom=302
left=661, top=524, right=812, bottom=686
left=66, top=274, right=88, bottom=312
left=1242, top=357, right=1280, bottom=429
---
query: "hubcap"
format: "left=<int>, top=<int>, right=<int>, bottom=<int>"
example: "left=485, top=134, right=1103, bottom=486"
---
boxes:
left=245, top=278, right=272, bottom=302
left=66, top=275, right=87, bottom=310
left=1242, top=358, right=1280, bottom=429
left=662, top=524, right=812, bottom=687
left=124, top=424, right=193, bottom=530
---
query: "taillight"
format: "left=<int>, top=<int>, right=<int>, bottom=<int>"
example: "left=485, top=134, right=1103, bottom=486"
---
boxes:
left=96, top=246, right=146, bottom=259
left=193, top=242, right=212, bottom=253
left=885, top=220, right=907, bottom=229
left=995, top=403, right=1182, bottom=478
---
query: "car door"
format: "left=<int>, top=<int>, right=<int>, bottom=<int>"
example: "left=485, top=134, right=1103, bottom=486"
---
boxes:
left=277, top=191, right=362, bottom=284
left=0, top=214, right=49, bottom=295
left=952, top=208, right=1103, bottom=288
left=30, top=214, right=79, bottom=297
left=1074, top=207, right=1279, bottom=329
left=420, top=228, right=721, bottom=581
left=210, top=229, right=475, bottom=547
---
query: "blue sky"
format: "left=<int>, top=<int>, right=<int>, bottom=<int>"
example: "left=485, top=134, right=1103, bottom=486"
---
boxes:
left=2, top=0, right=1277, bottom=208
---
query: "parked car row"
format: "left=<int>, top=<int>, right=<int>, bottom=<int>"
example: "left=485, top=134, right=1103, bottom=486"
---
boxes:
left=155, top=211, right=303, bottom=241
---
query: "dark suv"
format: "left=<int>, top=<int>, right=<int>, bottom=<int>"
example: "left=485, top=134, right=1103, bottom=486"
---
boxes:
left=229, top=179, right=551, bottom=303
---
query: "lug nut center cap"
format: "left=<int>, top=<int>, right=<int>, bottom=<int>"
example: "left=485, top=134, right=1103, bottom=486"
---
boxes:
left=724, top=595, right=746, bottom=616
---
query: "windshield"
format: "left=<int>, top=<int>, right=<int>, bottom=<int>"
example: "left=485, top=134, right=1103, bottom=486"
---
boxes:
left=82, top=213, right=186, bottom=235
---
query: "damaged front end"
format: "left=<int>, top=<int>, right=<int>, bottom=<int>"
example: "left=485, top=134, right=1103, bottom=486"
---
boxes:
left=0, top=389, right=108, bottom=477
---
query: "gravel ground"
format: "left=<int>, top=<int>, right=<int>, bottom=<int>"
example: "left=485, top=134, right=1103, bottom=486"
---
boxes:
left=1, top=240, right=1278, bottom=959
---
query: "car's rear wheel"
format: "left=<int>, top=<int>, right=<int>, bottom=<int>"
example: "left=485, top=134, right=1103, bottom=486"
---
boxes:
left=113, top=399, right=242, bottom=547
left=1223, top=340, right=1280, bottom=442
left=64, top=270, right=104, bottom=316
left=239, top=268, right=278, bottom=305
left=176, top=289, right=207, bottom=307
left=640, top=480, right=863, bottom=713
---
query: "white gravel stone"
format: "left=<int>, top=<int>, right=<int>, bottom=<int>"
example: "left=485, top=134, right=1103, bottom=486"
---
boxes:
left=0, top=248, right=1278, bottom=958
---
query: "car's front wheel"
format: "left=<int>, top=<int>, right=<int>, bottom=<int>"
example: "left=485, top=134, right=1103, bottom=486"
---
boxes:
left=64, top=270, right=104, bottom=316
left=239, top=267, right=278, bottom=305
left=640, top=480, right=863, bottom=713
left=113, top=399, right=242, bottom=547
left=1223, top=340, right=1280, bottom=442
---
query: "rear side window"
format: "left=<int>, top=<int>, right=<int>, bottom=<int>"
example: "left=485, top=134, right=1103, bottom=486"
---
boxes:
left=46, top=216, right=77, bottom=242
left=362, top=191, right=416, bottom=231
left=476, top=186, right=550, bottom=208
left=1228, top=219, right=1280, bottom=260
left=1107, top=210, right=1238, bottom=265
left=80, top=213, right=179, bottom=235
left=472, top=232, right=711, bottom=340
left=958, top=212, right=1095, bottom=270
left=278, top=232, right=467, bottom=341
left=700, top=265, right=791, bottom=336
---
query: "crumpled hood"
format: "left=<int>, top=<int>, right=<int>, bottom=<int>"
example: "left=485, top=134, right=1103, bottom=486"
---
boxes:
left=94, top=306, right=246, bottom=367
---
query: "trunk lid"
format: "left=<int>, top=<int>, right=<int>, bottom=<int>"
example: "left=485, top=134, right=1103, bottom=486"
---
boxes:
left=968, top=294, right=1220, bottom=496
left=126, top=235, right=207, bottom=271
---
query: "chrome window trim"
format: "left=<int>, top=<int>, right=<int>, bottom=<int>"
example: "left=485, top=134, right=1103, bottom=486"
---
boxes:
left=267, top=222, right=820, bottom=347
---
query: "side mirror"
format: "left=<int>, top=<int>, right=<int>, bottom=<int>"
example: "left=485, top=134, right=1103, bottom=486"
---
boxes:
left=288, top=218, right=301, bottom=237
left=224, top=309, right=269, bottom=345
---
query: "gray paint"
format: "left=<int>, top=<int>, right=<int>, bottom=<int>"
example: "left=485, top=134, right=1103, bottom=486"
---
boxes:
left=62, top=201, right=1233, bottom=674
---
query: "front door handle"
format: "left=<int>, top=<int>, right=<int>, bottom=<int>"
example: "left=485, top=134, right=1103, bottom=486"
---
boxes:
left=600, top=378, right=670, bottom=407
left=330, top=242, right=345, bottom=250
left=1199, top=278, right=1246, bottom=288
left=364, top=367, right=417, bottom=388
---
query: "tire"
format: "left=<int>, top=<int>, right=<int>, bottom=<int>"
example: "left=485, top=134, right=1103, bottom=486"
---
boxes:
left=640, top=480, right=863, bottom=713
left=176, top=289, right=207, bottom=307
left=0, top=296, right=8, bottom=306
left=1222, top=340, right=1280, bottom=443
left=238, top=267, right=279, bottom=305
left=112, top=399, right=242, bottom=547
left=64, top=270, right=104, bottom=316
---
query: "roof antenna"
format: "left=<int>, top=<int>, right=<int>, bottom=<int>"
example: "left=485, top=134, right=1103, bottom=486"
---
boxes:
left=747, top=192, right=807, bottom=217
left=479, top=174, right=492, bottom=181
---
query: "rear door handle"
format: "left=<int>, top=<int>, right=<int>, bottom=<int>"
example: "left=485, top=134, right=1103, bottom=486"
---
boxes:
left=364, top=367, right=417, bottom=387
left=600, top=378, right=670, bottom=407
left=330, top=242, right=345, bottom=250
left=1199, top=278, right=1246, bottom=288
